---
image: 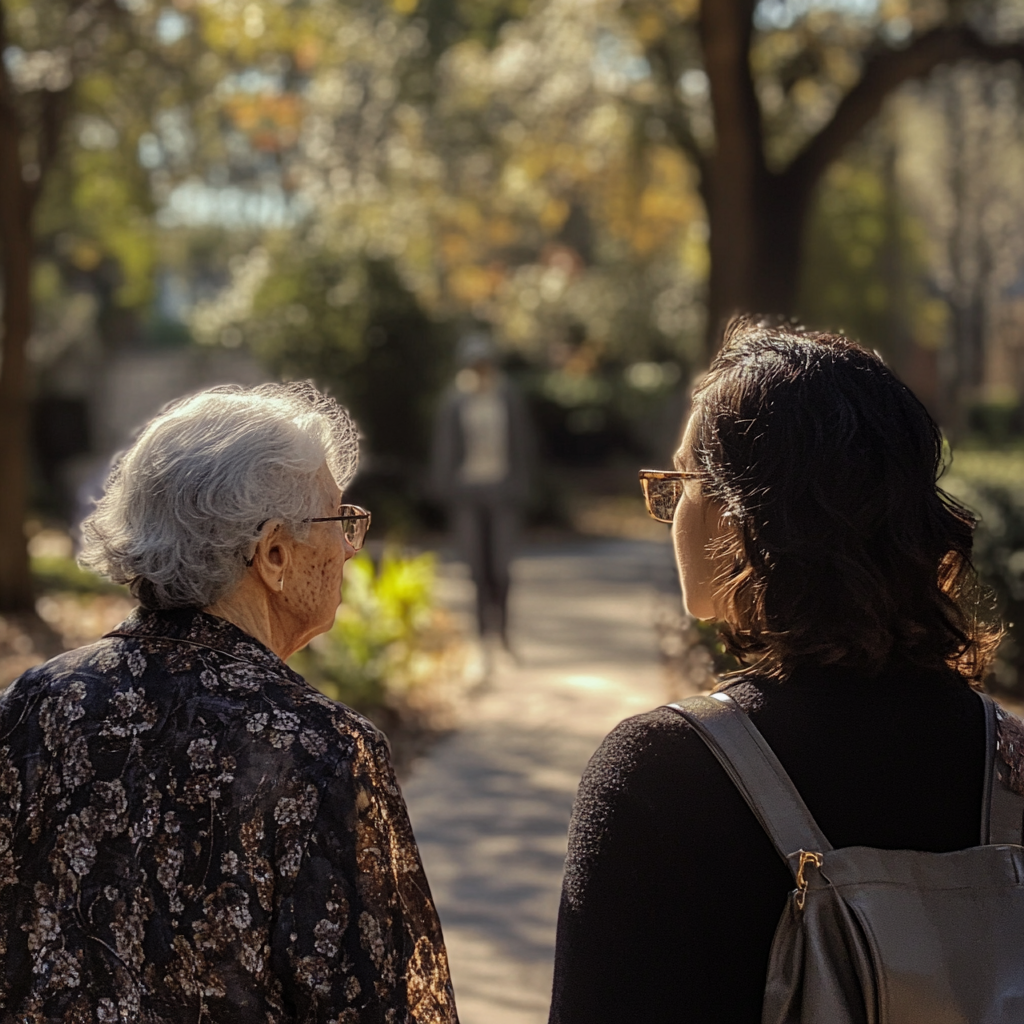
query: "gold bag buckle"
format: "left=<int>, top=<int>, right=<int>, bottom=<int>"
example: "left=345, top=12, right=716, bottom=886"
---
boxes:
left=795, top=850, right=824, bottom=910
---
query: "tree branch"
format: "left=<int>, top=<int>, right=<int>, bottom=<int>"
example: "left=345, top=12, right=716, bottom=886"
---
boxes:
left=784, top=25, right=1024, bottom=198
left=645, top=38, right=708, bottom=175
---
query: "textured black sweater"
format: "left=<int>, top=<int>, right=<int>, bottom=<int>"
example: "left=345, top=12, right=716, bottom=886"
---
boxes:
left=548, top=664, right=988, bottom=1024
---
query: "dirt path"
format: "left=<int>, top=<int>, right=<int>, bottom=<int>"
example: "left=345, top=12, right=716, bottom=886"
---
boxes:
left=402, top=538, right=679, bottom=1024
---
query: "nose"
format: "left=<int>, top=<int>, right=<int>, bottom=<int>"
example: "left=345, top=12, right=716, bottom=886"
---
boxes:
left=340, top=530, right=357, bottom=560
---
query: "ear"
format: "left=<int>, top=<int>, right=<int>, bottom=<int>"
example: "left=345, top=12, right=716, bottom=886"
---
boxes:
left=249, top=521, right=296, bottom=592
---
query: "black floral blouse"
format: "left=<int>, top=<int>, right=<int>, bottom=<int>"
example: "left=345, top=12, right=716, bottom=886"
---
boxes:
left=0, top=607, right=459, bottom=1023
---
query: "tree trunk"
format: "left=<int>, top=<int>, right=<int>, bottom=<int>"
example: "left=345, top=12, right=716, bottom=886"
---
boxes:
left=0, top=104, right=35, bottom=612
left=702, top=167, right=808, bottom=355
left=698, top=0, right=808, bottom=355
left=692, top=2, right=1024, bottom=361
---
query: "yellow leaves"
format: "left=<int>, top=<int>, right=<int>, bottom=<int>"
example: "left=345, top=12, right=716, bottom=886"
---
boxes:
left=390, top=0, right=420, bottom=13
left=599, top=144, right=700, bottom=257
left=486, top=217, right=518, bottom=248
left=70, top=242, right=102, bottom=272
left=625, top=0, right=697, bottom=38
left=293, top=36, right=321, bottom=72
left=438, top=200, right=513, bottom=305
left=195, top=0, right=332, bottom=65
left=880, top=0, right=910, bottom=18
left=222, top=93, right=302, bottom=153
left=791, top=77, right=824, bottom=109
left=448, top=265, right=504, bottom=304
left=666, top=0, right=700, bottom=18
left=439, top=198, right=485, bottom=235
left=822, top=45, right=861, bottom=90
left=632, top=10, right=667, bottom=45
left=539, top=198, right=569, bottom=232
left=680, top=223, right=710, bottom=281
left=440, top=233, right=473, bottom=264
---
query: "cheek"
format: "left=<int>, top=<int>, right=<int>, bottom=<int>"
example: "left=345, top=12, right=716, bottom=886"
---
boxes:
left=672, top=502, right=702, bottom=577
left=316, top=548, right=346, bottom=604
left=287, top=547, right=345, bottom=620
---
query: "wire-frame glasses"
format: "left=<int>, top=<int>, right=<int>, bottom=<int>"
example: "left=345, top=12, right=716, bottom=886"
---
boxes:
left=304, top=503, right=372, bottom=551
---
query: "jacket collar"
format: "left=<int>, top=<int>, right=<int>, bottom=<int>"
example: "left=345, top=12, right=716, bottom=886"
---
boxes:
left=105, top=606, right=293, bottom=675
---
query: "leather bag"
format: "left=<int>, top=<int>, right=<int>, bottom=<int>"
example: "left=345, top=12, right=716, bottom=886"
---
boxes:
left=668, top=692, right=1024, bottom=1024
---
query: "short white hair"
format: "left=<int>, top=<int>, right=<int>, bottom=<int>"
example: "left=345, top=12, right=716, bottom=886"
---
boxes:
left=79, top=382, right=359, bottom=609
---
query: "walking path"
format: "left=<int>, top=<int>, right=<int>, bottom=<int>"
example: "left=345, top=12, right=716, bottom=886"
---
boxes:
left=403, top=538, right=679, bottom=1024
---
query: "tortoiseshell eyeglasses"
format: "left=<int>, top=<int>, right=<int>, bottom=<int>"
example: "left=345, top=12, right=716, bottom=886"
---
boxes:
left=638, top=469, right=703, bottom=524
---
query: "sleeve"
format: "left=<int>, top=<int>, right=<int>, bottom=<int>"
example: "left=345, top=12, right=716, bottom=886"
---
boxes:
left=547, top=710, right=789, bottom=1024
left=272, top=725, right=458, bottom=1024
left=548, top=715, right=686, bottom=1024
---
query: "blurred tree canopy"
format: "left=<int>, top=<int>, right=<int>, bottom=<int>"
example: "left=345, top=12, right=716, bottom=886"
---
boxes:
left=6, top=0, right=1024, bottom=609
left=617, top=0, right=1024, bottom=351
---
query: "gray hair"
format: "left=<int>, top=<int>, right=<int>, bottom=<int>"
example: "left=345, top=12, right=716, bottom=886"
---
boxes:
left=79, top=382, right=359, bottom=609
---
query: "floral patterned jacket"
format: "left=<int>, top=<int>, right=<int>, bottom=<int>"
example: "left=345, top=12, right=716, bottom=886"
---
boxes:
left=0, top=607, right=459, bottom=1024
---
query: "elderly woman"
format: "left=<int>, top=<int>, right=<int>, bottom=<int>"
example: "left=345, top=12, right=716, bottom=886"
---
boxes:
left=0, top=383, right=458, bottom=1023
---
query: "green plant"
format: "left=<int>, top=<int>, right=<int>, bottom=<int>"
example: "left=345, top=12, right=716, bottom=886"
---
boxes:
left=944, top=450, right=1024, bottom=695
left=290, top=549, right=453, bottom=713
left=30, top=555, right=127, bottom=596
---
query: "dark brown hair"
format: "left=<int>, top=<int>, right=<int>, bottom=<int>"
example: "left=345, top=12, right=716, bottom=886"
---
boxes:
left=691, top=316, right=1000, bottom=683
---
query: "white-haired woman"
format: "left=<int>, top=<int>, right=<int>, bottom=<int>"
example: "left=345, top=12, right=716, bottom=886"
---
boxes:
left=0, top=383, right=458, bottom=1023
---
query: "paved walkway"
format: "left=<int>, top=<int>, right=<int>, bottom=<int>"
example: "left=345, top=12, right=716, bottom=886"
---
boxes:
left=402, top=539, right=679, bottom=1024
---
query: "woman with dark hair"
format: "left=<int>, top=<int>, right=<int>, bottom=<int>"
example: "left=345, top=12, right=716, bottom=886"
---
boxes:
left=547, top=317, right=1023, bottom=1023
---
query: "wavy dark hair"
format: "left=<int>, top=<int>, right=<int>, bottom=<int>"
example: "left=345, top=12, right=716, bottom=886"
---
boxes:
left=692, top=316, right=1000, bottom=684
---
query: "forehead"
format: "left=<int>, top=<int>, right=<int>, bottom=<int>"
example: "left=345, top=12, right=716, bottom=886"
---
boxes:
left=314, top=462, right=341, bottom=502
left=673, top=414, right=698, bottom=469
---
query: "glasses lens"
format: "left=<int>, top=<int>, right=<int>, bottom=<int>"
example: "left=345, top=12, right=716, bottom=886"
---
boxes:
left=642, top=477, right=683, bottom=523
left=339, top=505, right=370, bottom=550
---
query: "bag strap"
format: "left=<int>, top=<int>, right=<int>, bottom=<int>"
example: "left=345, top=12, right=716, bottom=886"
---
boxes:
left=669, top=692, right=1024, bottom=859
left=667, top=694, right=833, bottom=873
left=979, top=692, right=1024, bottom=846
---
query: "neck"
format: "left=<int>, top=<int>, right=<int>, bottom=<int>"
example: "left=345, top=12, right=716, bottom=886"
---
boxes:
left=204, top=575, right=300, bottom=661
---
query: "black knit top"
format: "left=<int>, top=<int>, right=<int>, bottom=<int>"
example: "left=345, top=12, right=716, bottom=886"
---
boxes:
left=547, top=663, right=1019, bottom=1024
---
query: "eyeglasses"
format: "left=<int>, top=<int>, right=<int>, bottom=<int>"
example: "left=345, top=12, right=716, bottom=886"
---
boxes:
left=304, top=503, right=372, bottom=551
left=245, top=503, right=372, bottom=566
left=639, top=469, right=703, bottom=524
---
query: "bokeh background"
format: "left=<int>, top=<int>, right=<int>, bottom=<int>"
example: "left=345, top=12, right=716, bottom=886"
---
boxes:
left=9, top=5, right=1024, bottom=1018
left=4, top=0, right=1024, bottom=698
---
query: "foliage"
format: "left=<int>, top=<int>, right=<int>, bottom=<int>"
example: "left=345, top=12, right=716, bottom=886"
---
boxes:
left=182, top=0, right=708, bottom=377
left=944, top=449, right=1024, bottom=695
left=798, top=134, right=946, bottom=359
left=658, top=603, right=740, bottom=697
left=30, top=554, right=126, bottom=596
left=289, top=549, right=459, bottom=717
left=247, top=249, right=451, bottom=470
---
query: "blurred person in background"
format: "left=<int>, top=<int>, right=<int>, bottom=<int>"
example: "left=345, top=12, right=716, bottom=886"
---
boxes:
left=0, top=383, right=458, bottom=1023
left=431, top=331, right=533, bottom=650
left=548, top=317, right=1021, bottom=1023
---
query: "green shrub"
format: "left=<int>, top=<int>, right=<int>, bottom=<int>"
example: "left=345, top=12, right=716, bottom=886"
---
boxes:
left=31, top=555, right=127, bottom=596
left=944, top=450, right=1024, bottom=695
left=289, top=549, right=460, bottom=718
